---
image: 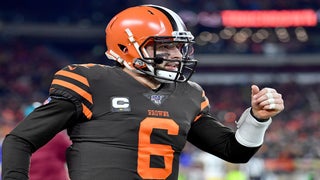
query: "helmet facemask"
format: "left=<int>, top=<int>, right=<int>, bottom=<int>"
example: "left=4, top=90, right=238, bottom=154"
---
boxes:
left=133, top=35, right=197, bottom=83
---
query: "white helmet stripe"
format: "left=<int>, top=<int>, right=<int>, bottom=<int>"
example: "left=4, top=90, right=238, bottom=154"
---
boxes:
left=144, top=4, right=186, bottom=31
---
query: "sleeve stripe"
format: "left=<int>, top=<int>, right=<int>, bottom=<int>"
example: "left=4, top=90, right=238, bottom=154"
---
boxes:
left=56, top=70, right=89, bottom=87
left=193, top=114, right=201, bottom=122
left=52, top=79, right=93, bottom=104
left=82, top=103, right=93, bottom=119
left=193, top=91, right=210, bottom=122
left=200, top=91, right=209, bottom=111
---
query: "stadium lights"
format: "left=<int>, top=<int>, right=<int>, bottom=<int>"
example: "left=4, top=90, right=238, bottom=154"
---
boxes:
left=179, top=9, right=318, bottom=28
left=221, top=9, right=317, bottom=27
left=180, top=9, right=317, bottom=46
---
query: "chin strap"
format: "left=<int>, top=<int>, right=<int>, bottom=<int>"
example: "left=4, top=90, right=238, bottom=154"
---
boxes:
left=125, top=28, right=147, bottom=58
left=105, top=50, right=123, bottom=64
left=105, top=50, right=132, bottom=70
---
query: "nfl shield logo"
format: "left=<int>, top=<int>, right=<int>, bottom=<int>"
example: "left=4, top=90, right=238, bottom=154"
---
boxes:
left=150, top=95, right=164, bottom=105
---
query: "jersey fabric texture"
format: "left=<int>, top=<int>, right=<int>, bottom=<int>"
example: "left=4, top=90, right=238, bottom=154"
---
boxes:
left=3, top=64, right=260, bottom=180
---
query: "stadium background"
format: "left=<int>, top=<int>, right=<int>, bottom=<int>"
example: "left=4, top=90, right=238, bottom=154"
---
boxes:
left=0, top=0, right=319, bottom=179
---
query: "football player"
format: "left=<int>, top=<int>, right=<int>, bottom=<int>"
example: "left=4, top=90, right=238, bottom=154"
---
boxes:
left=2, top=4, right=284, bottom=180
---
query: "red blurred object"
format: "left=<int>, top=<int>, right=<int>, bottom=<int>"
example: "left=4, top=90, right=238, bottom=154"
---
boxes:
left=221, top=9, right=317, bottom=27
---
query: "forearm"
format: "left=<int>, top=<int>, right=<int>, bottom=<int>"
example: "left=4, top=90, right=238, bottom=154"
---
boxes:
left=187, top=114, right=261, bottom=163
left=2, top=134, right=34, bottom=180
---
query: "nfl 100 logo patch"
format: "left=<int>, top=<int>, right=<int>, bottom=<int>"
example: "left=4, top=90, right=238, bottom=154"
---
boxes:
left=151, top=95, right=164, bottom=105
left=144, top=93, right=168, bottom=106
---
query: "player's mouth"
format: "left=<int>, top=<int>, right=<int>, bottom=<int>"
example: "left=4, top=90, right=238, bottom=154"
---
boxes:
left=164, top=62, right=179, bottom=71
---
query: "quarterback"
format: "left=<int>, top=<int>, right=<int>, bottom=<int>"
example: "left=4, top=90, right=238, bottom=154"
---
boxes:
left=2, top=4, right=284, bottom=180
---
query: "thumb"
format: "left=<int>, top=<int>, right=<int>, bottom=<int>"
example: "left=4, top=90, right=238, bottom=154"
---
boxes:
left=251, top=84, right=260, bottom=97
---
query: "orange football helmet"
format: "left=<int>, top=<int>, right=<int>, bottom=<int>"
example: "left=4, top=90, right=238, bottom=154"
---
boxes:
left=105, top=4, right=197, bottom=83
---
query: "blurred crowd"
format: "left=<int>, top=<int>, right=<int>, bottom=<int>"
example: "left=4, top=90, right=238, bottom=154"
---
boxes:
left=1, top=0, right=320, bottom=55
left=0, top=39, right=319, bottom=179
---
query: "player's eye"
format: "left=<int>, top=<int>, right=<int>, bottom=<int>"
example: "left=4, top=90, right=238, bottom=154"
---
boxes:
left=155, top=53, right=170, bottom=59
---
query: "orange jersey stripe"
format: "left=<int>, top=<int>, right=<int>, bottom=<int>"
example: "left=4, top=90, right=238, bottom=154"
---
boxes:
left=82, top=103, right=93, bottom=119
left=55, top=70, right=89, bottom=87
left=52, top=79, right=93, bottom=104
left=193, top=114, right=202, bottom=122
left=193, top=91, right=210, bottom=122
left=200, top=91, right=209, bottom=111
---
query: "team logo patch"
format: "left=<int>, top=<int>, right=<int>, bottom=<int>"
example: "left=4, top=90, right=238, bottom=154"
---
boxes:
left=144, top=94, right=167, bottom=106
left=111, top=97, right=131, bottom=112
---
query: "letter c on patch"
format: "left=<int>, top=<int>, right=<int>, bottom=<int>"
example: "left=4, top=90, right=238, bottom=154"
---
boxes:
left=112, top=97, right=129, bottom=109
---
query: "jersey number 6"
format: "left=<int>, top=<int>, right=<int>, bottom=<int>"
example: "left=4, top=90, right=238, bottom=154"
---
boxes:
left=137, top=117, right=179, bottom=179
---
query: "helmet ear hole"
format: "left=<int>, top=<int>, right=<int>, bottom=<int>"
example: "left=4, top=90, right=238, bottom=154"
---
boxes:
left=118, top=44, right=127, bottom=53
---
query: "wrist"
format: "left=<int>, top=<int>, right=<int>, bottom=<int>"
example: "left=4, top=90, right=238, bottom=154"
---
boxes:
left=235, top=108, right=272, bottom=147
left=250, top=108, right=269, bottom=122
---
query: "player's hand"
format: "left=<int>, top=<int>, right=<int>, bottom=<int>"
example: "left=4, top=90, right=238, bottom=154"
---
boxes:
left=251, top=85, right=284, bottom=120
